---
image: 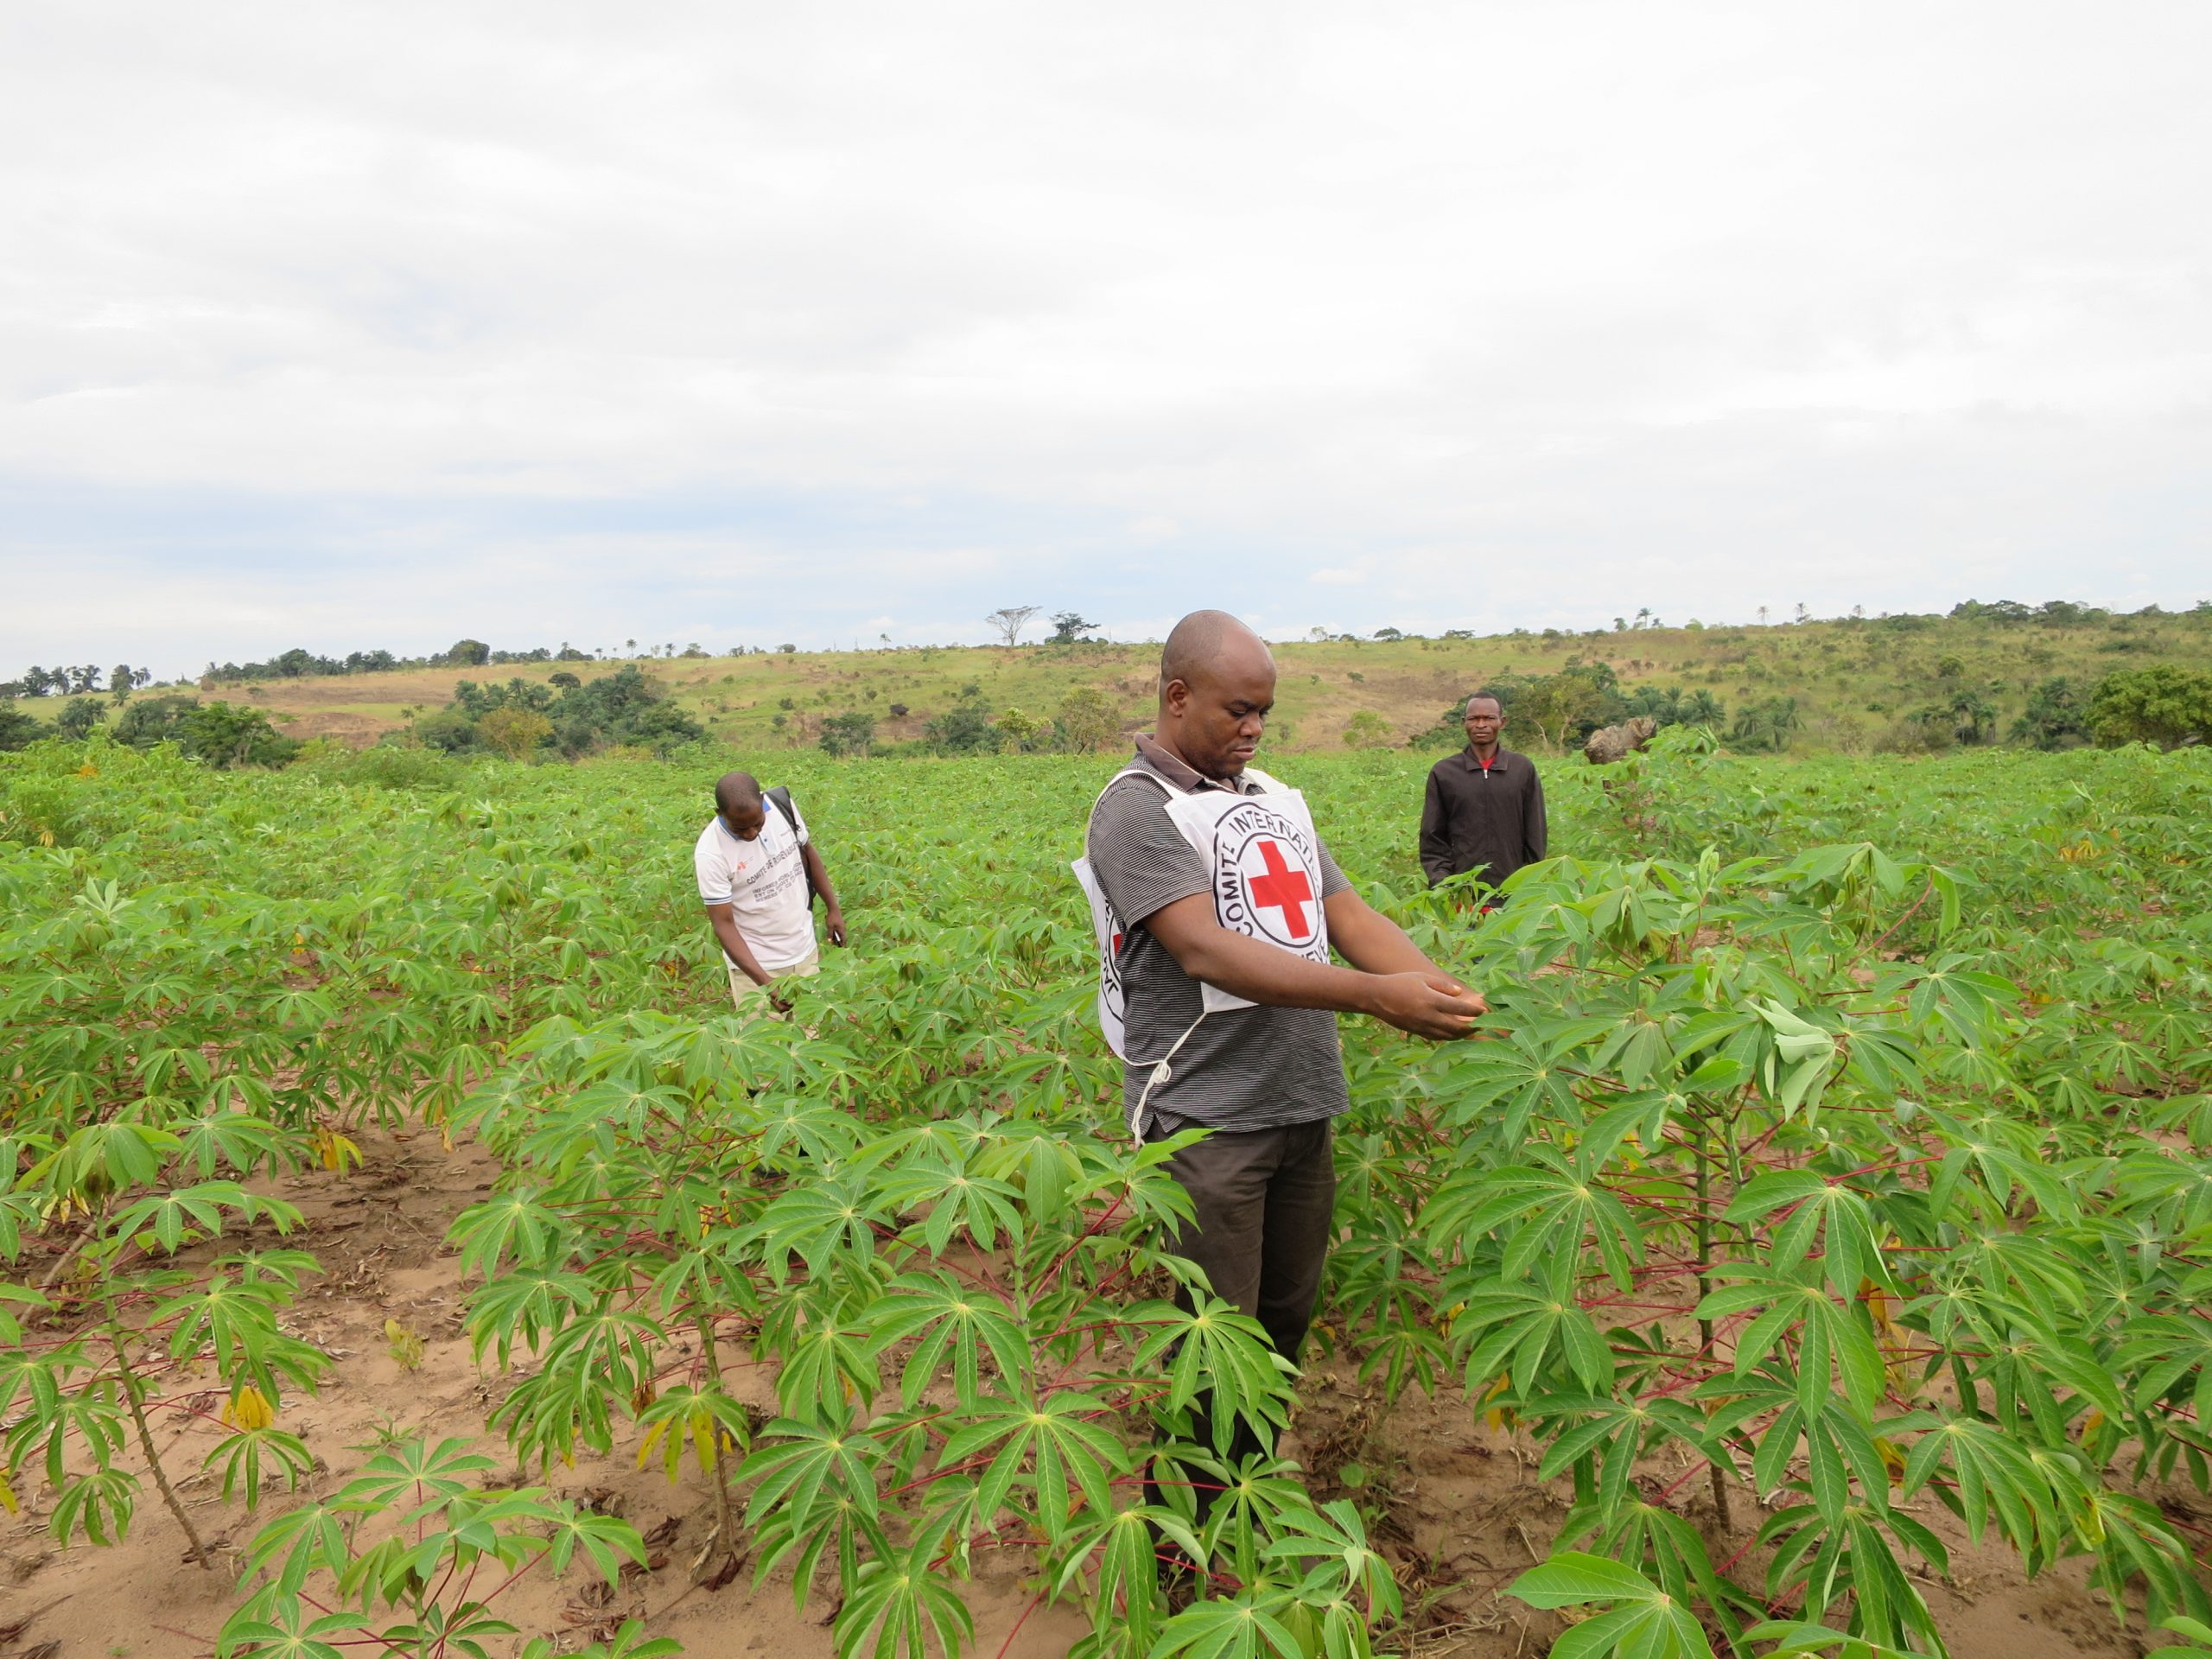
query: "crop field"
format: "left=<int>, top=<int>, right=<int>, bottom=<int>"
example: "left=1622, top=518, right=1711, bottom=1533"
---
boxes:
left=3, top=733, right=2211, bottom=1659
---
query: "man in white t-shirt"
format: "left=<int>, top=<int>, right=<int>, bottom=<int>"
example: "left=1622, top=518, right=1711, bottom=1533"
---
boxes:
left=694, top=771, right=848, bottom=1014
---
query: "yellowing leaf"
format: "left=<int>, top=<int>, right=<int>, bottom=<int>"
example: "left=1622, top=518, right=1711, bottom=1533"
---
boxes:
left=221, top=1385, right=276, bottom=1431
left=314, top=1126, right=362, bottom=1173
left=385, top=1319, right=425, bottom=1372
left=1478, top=1370, right=1517, bottom=1433
left=1874, top=1435, right=1906, bottom=1485
left=691, top=1413, right=718, bottom=1473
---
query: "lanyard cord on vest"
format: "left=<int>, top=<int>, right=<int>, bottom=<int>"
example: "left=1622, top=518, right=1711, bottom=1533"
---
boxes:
left=1082, top=768, right=1211, bottom=1139
left=1129, top=1001, right=1207, bottom=1141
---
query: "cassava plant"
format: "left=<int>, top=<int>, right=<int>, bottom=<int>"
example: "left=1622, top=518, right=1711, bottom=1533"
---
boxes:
left=219, top=1429, right=652, bottom=1659
left=448, top=1001, right=1402, bottom=1659
left=0, top=1111, right=327, bottom=1564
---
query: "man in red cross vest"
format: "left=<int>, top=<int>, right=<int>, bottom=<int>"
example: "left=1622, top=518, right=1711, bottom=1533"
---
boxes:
left=1083, top=609, right=1487, bottom=1555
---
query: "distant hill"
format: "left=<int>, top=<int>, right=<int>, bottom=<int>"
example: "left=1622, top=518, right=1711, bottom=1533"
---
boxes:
left=193, top=602, right=2212, bottom=756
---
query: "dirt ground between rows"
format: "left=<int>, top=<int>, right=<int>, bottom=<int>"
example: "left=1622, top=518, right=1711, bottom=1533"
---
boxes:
left=0, top=1130, right=2185, bottom=1659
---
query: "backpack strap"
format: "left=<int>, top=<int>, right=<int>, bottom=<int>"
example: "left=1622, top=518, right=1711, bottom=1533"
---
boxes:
left=764, top=785, right=818, bottom=904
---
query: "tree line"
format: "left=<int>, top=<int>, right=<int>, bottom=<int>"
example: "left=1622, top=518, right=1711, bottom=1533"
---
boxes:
left=807, top=683, right=1128, bottom=759
left=0, top=662, right=716, bottom=767
left=190, top=638, right=836, bottom=684
left=3, top=664, right=156, bottom=697
left=194, top=639, right=591, bottom=683
left=1427, top=660, right=2212, bottom=756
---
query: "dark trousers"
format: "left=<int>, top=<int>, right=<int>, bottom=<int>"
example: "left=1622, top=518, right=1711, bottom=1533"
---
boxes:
left=1143, top=1116, right=1337, bottom=1522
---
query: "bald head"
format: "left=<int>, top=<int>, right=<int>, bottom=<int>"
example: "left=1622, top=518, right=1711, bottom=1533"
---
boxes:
left=715, top=771, right=763, bottom=818
left=1155, top=610, right=1277, bottom=781
left=1160, top=610, right=1273, bottom=702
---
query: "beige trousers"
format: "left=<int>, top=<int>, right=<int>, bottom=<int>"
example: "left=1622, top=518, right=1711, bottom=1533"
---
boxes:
left=728, top=947, right=821, bottom=1014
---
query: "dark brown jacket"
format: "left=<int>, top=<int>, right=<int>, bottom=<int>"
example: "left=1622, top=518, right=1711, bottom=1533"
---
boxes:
left=1419, top=747, right=1547, bottom=889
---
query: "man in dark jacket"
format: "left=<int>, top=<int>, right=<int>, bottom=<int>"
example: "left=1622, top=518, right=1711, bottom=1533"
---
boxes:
left=1419, top=693, right=1548, bottom=893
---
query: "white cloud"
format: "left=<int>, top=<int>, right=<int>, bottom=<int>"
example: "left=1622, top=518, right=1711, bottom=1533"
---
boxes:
left=3, top=0, right=2209, bottom=668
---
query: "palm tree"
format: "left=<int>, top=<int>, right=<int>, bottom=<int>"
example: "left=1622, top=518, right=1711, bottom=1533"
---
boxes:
left=1681, top=689, right=1726, bottom=728
left=1729, top=696, right=1800, bottom=752
left=1948, top=688, right=1998, bottom=745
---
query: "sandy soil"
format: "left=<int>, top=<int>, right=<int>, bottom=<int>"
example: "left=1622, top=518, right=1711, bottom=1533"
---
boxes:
left=0, top=1131, right=2181, bottom=1658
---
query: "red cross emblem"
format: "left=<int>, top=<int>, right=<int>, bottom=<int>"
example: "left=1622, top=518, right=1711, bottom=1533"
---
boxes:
left=1248, top=839, right=1314, bottom=941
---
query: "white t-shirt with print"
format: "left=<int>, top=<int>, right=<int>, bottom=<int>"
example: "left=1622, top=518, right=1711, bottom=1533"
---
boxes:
left=694, top=800, right=816, bottom=972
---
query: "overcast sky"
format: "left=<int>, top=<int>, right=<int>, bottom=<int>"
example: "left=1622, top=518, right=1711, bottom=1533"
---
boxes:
left=3, top=1, right=2208, bottom=673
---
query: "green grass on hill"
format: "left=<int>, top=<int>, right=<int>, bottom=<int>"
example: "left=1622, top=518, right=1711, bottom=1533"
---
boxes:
left=218, top=605, right=2212, bottom=756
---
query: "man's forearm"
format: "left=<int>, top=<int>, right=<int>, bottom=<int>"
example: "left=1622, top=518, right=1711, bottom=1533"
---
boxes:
left=1166, top=926, right=1395, bottom=1014
left=1140, top=890, right=1484, bottom=1042
left=712, top=918, right=772, bottom=985
left=1326, top=899, right=1443, bottom=980
left=802, top=844, right=840, bottom=911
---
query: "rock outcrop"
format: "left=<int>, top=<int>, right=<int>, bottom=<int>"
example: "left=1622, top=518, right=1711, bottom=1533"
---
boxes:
left=1584, top=715, right=1658, bottom=765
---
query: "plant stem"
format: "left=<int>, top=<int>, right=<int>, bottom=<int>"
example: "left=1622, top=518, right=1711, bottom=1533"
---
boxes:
left=1692, top=1119, right=1733, bottom=1535
left=37, top=1199, right=106, bottom=1293
left=696, top=1316, right=735, bottom=1548
left=106, top=1319, right=213, bottom=1569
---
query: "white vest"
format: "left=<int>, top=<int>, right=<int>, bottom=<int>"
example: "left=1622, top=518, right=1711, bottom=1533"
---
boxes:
left=1072, top=763, right=1330, bottom=1132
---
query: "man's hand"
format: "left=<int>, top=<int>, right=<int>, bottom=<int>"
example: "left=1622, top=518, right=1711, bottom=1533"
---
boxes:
left=766, top=981, right=794, bottom=1016
left=824, top=905, right=848, bottom=948
left=1366, top=972, right=1488, bottom=1041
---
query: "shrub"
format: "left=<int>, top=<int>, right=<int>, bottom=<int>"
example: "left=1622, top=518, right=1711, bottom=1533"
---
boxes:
left=1343, top=709, right=1395, bottom=748
left=2089, top=664, right=2212, bottom=748
left=329, top=744, right=467, bottom=791
left=480, top=706, right=554, bottom=761
left=819, top=710, right=876, bottom=758
left=0, top=703, right=49, bottom=752
left=925, top=696, right=997, bottom=754
left=1052, top=688, right=1122, bottom=752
